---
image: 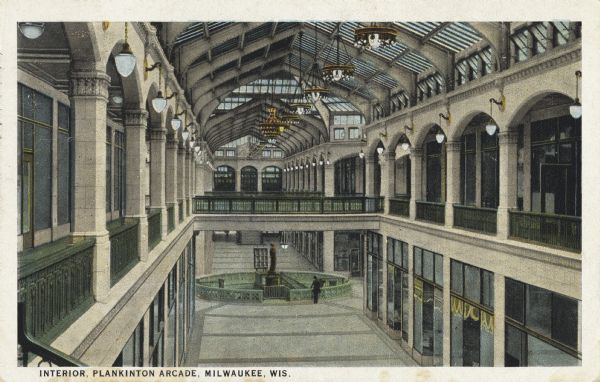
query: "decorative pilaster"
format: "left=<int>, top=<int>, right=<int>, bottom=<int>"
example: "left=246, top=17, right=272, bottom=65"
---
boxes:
left=445, top=141, right=461, bottom=228
left=380, top=151, right=396, bottom=214
left=69, top=69, right=111, bottom=302
left=365, top=155, right=376, bottom=196
left=323, top=164, right=335, bottom=197
left=409, top=148, right=424, bottom=220
left=124, top=108, right=149, bottom=261
left=323, top=231, right=334, bottom=272
left=497, top=130, right=519, bottom=239
left=150, top=128, right=167, bottom=239
left=166, top=136, right=179, bottom=226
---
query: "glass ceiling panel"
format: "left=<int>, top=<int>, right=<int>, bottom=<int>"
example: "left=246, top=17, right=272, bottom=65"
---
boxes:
left=245, top=23, right=274, bottom=44
left=212, top=36, right=239, bottom=57
left=216, top=96, right=253, bottom=111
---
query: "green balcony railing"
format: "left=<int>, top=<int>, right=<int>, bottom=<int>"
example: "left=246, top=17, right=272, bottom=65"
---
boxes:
left=509, top=210, right=581, bottom=252
left=147, top=209, right=162, bottom=251
left=193, top=195, right=384, bottom=214
left=18, top=237, right=95, bottom=342
left=109, top=218, right=139, bottom=286
left=178, top=201, right=184, bottom=222
left=389, top=196, right=410, bottom=217
left=416, top=201, right=445, bottom=224
left=167, top=205, right=175, bottom=233
left=453, top=204, right=497, bottom=234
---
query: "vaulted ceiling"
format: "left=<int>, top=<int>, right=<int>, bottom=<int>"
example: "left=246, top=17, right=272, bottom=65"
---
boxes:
left=154, top=22, right=491, bottom=155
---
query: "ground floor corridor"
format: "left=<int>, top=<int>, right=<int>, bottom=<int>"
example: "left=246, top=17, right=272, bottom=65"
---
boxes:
left=185, top=279, right=416, bottom=366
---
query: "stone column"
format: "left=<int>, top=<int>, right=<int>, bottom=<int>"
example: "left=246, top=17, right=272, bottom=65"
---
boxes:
left=124, top=109, right=149, bottom=262
left=194, top=231, right=205, bottom=276
left=177, top=147, right=185, bottom=223
left=323, top=230, right=334, bottom=272
left=493, top=273, right=505, bottom=366
left=364, top=155, right=376, bottom=196
left=380, top=152, right=395, bottom=214
left=149, top=128, right=167, bottom=240
left=316, top=164, right=324, bottom=193
left=323, top=163, right=335, bottom=197
left=165, top=135, right=178, bottom=228
left=445, top=141, right=461, bottom=228
left=186, top=151, right=192, bottom=215
left=409, top=148, right=424, bottom=220
left=70, top=69, right=111, bottom=302
left=442, top=255, right=451, bottom=365
left=497, top=130, right=519, bottom=239
left=195, top=163, right=207, bottom=195
left=235, top=166, right=241, bottom=192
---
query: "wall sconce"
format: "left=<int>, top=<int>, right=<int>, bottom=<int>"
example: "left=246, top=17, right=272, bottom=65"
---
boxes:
left=486, top=96, right=505, bottom=136
left=439, top=112, right=451, bottom=125
left=326, top=152, right=331, bottom=165
left=570, top=70, right=582, bottom=119
left=171, top=110, right=185, bottom=131
left=305, top=164, right=309, bottom=169
left=359, top=149, right=365, bottom=159
left=114, top=22, right=136, bottom=78
left=379, top=126, right=388, bottom=139
left=144, top=57, right=161, bottom=81
left=376, top=146, right=384, bottom=155
left=19, top=22, right=45, bottom=39
left=111, top=95, right=123, bottom=105
left=403, top=124, right=413, bottom=133
left=312, top=161, right=316, bottom=167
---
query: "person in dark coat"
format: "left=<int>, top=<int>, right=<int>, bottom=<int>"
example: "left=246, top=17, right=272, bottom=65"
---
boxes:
left=311, top=276, right=322, bottom=304
left=268, top=243, right=277, bottom=275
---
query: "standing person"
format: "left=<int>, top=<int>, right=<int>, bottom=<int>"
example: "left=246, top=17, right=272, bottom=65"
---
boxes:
left=311, top=276, right=322, bottom=304
left=268, top=243, right=277, bottom=275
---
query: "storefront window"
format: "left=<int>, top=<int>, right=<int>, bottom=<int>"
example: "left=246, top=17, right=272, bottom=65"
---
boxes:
left=366, top=232, right=382, bottom=313
left=505, top=278, right=580, bottom=366
left=450, top=260, right=494, bottom=366
left=413, top=246, right=443, bottom=365
left=386, top=238, right=409, bottom=341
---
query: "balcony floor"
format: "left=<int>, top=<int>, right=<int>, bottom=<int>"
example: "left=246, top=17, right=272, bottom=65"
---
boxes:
left=185, top=279, right=416, bottom=366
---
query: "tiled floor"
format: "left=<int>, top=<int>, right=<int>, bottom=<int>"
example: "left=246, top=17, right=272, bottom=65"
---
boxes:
left=185, top=279, right=416, bottom=367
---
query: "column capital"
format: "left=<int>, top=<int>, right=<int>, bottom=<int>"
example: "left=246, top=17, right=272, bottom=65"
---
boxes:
left=124, top=109, right=149, bottom=126
left=69, top=70, right=110, bottom=99
left=445, top=140, right=462, bottom=152
left=409, top=147, right=424, bottom=157
left=498, top=130, right=519, bottom=145
left=149, top=128, right=167, bottom=141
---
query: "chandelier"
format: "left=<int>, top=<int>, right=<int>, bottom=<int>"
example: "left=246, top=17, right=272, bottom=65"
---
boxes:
left=304, top=24, right=329, bottom=103
left=322, top=34, right=354, bottom=82
left=259, top=107, right=288, bottom=138
left=354, top=23, right=397, bottom=50
left=281, top=112, right=301, bottom=126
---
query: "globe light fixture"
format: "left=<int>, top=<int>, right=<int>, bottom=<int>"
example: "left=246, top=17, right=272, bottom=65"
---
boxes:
left=19, top=22, right=45, bottom=39
left=435, top=130, right=445, bottom=144
left=111, top=95, right=123, bottom=105
left=114, top=23, right=136, bottom=78
left=322, top=34, right=354, bottom=83
left=152, top=91, right=167, bottom=113
left=401, top=142, right=410, bottom=151
left=570, top=71, right=582, bottom=119
left=359, top=149, right=365, bottom=159
left=319, top=159, right=324, bottom=166
left=486, top=96, right=505, bottom=136
left=171, top=116, right=182, bottom=131
left=194, top=146, right=201, bottom=153
left=182, top=127, right=190, bottom=142
left=376, top=146, right=384, bottom=155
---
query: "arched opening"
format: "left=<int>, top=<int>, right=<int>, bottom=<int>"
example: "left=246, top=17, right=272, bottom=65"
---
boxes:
left=262, top=166, right=283, bottom=192
left=458, top=113, right=499, bottom=208
left=391, top=135, right=412, bottom=197
left=334, top=155, right=364, bottom=196
left=240, top=166, right=258, bottom=192
left=423, top=126, right=446, bottom=203
left=214, top=165, right=236, bottom=192
left=514, top=93, right=581, bottom=216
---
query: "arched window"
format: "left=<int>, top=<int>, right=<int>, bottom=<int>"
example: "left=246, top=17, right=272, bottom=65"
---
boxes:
left=240, top=166, right=258, bottom=192
left=261, top=166, right=282, bottom=192
left=213, top=165, right=235, bottom=192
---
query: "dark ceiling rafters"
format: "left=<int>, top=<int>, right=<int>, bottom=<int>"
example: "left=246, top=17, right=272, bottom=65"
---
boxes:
left=158, top=21, right=489, bottom=155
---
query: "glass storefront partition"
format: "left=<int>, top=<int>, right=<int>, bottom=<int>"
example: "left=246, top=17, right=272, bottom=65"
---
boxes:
left=413, top=246, right=443, bottom=365
left=386, top=237, right=409, bottom=341
left=450, top=260, right=494, bottom=366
